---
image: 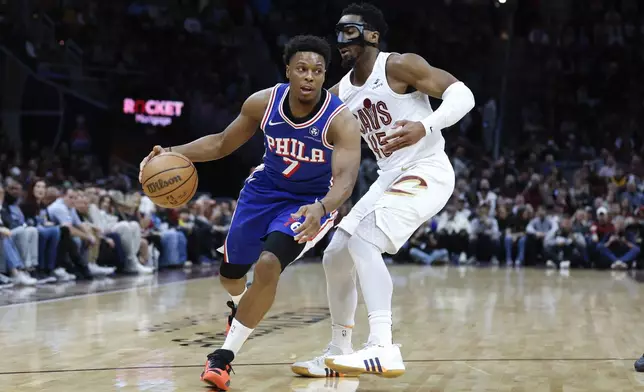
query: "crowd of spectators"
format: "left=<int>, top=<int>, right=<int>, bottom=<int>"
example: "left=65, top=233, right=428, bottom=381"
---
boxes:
left=1, top=0, right=643, bottom=290
left=0, top=169, right=236, bottom=288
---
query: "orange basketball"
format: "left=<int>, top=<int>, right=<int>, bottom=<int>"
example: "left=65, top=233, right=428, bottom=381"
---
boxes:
left=140, top=152, right=198, bottom=208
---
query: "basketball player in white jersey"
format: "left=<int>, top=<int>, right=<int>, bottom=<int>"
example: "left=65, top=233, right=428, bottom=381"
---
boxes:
left=291, top=3, right=475, bottom=378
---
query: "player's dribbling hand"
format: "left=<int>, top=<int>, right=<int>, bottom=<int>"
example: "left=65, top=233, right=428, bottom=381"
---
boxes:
left=382, top=120, right=428, bottom=154
left=291, top=203, right=325, bottom=244
left=139, top=145, right=166, bottom=183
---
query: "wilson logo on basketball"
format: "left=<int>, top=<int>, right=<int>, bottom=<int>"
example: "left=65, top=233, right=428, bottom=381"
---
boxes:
left=146, top=175, right=183, bottom=193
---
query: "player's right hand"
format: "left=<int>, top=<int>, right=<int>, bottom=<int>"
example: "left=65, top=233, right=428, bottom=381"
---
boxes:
left=139, top=145, right=166, bottom=183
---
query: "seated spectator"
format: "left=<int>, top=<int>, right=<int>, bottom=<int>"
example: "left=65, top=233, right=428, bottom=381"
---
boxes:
left=525, top=205, right=558, bottom=265
left=74, top=191, right=121, bottom=273
left=47, top=188, right=115, bottom=277
left=407, top=220, right=449, bottom=265
left=622, top=181, right=643, bottom=210
left=21, top=179, right=74, bottom=282
left=3, top=178, right=39, bottom=271
left=105, top=191, right=154, bottom=274
left=0, top=186, right=37, bottom=285
left=504, top=205, right=532, bottom=267
left=436, top=203, right=470, bottom=263
left=544, top=216, right=586, bottom=269
left=477, top=179, right=497, bottom=217
left=86, top=190, right=149, bottom=274
left=589, top=206, right=615, bottom=255
left=468, top=204, right=500, bottom=263
left=596, top=216, right=640, bottom=269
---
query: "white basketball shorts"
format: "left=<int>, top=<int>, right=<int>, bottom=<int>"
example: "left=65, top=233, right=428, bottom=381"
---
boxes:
left=338, top=150, right=455, bottom=254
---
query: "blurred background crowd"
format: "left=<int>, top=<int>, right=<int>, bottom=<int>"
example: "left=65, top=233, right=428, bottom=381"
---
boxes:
left=0, top=0, right=642, bottom=288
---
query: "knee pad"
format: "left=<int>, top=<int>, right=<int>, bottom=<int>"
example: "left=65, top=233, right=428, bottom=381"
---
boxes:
left=219, top=262, right=253, bottom=280
left=263, top=231, right=305, bottom=272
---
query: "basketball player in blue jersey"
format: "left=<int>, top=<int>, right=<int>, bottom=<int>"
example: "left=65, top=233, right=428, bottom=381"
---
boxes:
left=139, top=35, right=361, bottom=390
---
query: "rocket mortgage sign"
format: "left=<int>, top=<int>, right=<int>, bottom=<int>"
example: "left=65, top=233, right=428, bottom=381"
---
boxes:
left=122, top=98, right=185, bottom=127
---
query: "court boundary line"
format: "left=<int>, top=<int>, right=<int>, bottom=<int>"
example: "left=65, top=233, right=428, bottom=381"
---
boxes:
left=0, top=275, right=217, bottom=309
left=0, top=358, right=638, bottom=375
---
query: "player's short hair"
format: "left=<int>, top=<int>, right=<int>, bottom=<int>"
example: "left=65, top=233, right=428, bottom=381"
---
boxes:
left=341, top=2, right=388, bottom=37
left=283, top=35, right=331, bottom=68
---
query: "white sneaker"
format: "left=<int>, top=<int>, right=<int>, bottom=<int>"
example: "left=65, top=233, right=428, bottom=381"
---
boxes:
left=125, top=261, right=154, bottom=275
left=611, top=260, right=628, bottom=270
left=88, top=263, right=114, bottom=276
left=458, top=252, right=467, bottom=264
left=292, top=345, right=358, bottom=378
left=53, top=267, right=76, bottom=282
left=0, top=273, right=12, bottom=285
left=546, top=260, right=557, bottom=269
left=14, top=271, right=37, bottom=286
left=325, top=344, right=405, bottom=378
left=560, top=260, right=571, bottom=270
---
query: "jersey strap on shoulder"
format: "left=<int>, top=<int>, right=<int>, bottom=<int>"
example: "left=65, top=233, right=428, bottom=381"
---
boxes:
left=260, top=83, right=282, bottom=132
left=321, top=103, right=347, bottom=150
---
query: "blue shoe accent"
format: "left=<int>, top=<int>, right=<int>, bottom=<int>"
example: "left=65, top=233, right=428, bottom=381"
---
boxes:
left=634, top=355, right=644, bottom=372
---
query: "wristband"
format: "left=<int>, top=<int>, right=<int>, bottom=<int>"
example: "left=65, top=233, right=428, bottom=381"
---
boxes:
left=317, top=200, right=327, bottom=215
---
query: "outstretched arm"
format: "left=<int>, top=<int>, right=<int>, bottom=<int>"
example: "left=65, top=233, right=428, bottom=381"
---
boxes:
left=139, top=89, right=270, bottom=181
left=382, top=53, right=475, bottom=154
left=292, top=108, right=361, bottom=243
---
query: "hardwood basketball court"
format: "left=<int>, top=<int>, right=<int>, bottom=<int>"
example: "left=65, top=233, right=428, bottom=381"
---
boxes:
left=1, top=263, right=643, bottom=391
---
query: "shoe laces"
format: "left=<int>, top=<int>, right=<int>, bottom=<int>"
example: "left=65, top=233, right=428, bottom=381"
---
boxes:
left=207, top=352, right=235, bottom=375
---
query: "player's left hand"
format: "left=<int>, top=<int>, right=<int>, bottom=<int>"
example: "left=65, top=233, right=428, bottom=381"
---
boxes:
left=382, top=120, right=428, bottom=154
left=291, top=203, right=325, bottom=244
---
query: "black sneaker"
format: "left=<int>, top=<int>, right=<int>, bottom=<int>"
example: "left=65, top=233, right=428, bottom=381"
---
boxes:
left=200, top=349, right=235, bottom=390
left=225, top=300, right=237, bottom=336
left=635, top=354, right=644, bottom=372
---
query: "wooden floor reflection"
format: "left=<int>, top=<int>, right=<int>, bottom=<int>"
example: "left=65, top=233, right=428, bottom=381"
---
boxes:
left=1, top=264, right=643, bottom=391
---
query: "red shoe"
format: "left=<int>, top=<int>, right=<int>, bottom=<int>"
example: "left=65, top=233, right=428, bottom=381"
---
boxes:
left=225, top=301, right=237, bottom=336
left=201, top=349, right=235, bottom=390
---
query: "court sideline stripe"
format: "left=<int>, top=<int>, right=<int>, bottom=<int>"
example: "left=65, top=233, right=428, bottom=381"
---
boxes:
left=0, top=358, right=638, bottom=375
left=0, top=275, right=218, bottom=309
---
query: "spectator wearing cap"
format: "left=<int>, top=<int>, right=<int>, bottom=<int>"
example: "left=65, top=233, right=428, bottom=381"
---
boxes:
left=596, top=216, right=640, bottom=269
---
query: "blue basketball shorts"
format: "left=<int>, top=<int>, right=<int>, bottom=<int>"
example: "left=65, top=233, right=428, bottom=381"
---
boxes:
left=220, top=173, right=336, bottom=265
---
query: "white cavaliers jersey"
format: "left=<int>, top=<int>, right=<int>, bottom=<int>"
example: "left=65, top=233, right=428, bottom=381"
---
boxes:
left=338, top=52, right=445, bottom=172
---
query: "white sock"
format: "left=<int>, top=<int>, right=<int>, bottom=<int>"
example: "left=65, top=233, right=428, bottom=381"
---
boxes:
left=367, top=310, right=392, bottom=346
left=331, top=324, right=353, bottom=354
left=323, top=229, right=358, bottom=351
left=346, top=213, right=394, bottom=346
left=221, top=318, right=253, bottom=355
left=230, top=287, right=247, bottom=306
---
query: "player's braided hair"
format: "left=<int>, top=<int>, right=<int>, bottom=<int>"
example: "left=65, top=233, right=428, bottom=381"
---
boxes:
left=341, top=2, right=389, bottom=37
left=283, top=35, right=332, bottom=68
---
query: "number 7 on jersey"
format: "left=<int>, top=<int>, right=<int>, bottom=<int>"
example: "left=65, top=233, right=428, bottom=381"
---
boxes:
left=282, top=157, right=301, bottom=178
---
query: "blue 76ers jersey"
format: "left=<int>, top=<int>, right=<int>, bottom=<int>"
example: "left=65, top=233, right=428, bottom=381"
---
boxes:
left=257, top=83, right=346, bottom=195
